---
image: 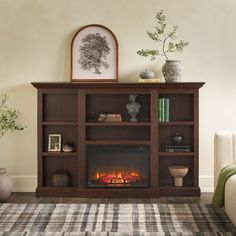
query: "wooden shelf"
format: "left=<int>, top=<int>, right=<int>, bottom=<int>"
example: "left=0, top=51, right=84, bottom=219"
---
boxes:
left=86, top=122, right=151, bottom=126
left=32, top=82, right=204, bottom=197
left=159, top=121, right=194, bottom=126
left=159, top=152, right=194, bottom=156
left=85, top=140, right=151, bottom=145
left=42, top=121, right=77, bottom=125
left=42, top=152, right=78, bottom=156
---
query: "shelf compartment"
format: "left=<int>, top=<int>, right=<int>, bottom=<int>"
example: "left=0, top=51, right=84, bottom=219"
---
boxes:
left=86, top=126, right=150, bottom=141
left=42, top=156, right=78, bottom=187
left=86, top=94, right=150, bottom=122
left=159, top=94, right=193, bottom=122
left=43, top=93, right=77, bottom=122
left=86, top=122, right=151, bottom=126
left=158, top=126, right=194, bottom=152
left=85, top=140, right=151, bottom=145
left=158, top=156, right=194, bottom=188
left=43, top=125, right=77, bottom=152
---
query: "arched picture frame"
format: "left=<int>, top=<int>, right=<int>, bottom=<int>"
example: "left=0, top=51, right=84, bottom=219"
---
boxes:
left=71, top=24, right=118, bottom=82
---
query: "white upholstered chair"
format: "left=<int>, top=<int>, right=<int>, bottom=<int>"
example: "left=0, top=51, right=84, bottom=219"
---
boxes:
left=214, top=131, right=236, bottom=227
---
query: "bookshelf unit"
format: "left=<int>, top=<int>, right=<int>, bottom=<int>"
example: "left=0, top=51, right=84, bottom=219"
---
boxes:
left=32, top=82, right=204, bottom=197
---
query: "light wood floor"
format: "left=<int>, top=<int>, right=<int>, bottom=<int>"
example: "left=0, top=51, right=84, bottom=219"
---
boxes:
left=4, top=192, right=213, bottom=204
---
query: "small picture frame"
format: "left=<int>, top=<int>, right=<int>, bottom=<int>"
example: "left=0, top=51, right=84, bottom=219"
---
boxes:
left=71, top=24, right=118, bottom=82
left=48, top=134, right=62, bottom=152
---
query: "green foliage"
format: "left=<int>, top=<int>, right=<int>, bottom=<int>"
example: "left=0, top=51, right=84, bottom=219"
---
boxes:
left=0, top=93, right=25, bottom=137
left=137, top=10, right=189, bottom=61
left=136, top=49, right=160, bottom=61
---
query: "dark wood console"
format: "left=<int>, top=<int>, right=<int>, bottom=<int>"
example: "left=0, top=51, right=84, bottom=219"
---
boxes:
left=32, top=82, right=204, bottom=197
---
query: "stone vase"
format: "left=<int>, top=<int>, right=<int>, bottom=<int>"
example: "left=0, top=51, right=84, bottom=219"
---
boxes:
left=0, top=168, right=13, bottom=201
left=172, top=133, right=183, bottom=145
left=52, top=171, right=71, bottom=187
left=162, top=60, right=183, bottom=82
left=168, top=165, right=189, bottom=187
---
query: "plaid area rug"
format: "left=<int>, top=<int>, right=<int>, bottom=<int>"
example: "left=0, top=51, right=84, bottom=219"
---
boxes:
left=0, top=203, right=235, bottom=235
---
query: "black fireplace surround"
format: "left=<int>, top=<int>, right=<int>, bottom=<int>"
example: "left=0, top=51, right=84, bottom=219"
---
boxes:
left=87, top=145, right=150, bottom=188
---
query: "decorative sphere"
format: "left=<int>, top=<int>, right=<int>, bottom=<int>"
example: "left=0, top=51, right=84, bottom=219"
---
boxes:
left=139, top=70, right=155, bottom=79
left=172, top=133, right=183, bottom=145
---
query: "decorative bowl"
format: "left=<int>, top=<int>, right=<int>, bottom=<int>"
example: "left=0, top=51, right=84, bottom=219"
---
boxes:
left=139, top=69, right=155, bottom=79
left=62, top=145, right=74, bottom=152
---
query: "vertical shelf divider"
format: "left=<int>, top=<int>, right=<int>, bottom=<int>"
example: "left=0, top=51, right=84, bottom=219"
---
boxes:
left=37, top=89, right=43, bottom=188
left=78, top=89, right=86, bottom=188
left=193, top=90, right=199, bottom=188
left=151, top=89, right=158, bottom=190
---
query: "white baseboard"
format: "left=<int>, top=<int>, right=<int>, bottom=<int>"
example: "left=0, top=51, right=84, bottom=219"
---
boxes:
left=199, top=175, right=214, bottom=192
left=11, top=175, right=215, bottom=193
left=11, top=175, right=37, bottom=192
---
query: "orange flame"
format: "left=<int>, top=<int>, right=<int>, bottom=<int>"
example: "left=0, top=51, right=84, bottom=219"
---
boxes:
left=94, top=170, right=142, bottom=184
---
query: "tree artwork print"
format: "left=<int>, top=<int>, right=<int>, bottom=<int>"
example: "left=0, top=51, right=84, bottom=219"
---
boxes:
left=79, top=33, right=111, bottom=74
left=71, top=25, right=118, bottom=81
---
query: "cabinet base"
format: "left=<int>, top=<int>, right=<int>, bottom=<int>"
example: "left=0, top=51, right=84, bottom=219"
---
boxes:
left=160, top=186, right=201, bottom=196
left=36, top=187, right=201, bottom=197
left=36, top=187, right=160, bottom=197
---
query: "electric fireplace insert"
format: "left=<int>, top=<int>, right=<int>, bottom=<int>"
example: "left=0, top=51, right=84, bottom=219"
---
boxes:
left=87, top=145, right=150, bottom=188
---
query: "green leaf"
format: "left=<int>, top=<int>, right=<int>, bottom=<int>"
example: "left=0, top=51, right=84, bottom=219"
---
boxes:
left=137, top=10, right=189, bottom=61
left=147, top=31, right=160, bottom=41
left=0, top=93, right=26, bottom=137
left=175, top=40, right=190, bottom=52
left=136, top=49, right=160, bottom=60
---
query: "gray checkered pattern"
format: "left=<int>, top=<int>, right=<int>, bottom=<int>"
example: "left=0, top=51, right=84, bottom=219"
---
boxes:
left=0, top=203, right=235, bottom=235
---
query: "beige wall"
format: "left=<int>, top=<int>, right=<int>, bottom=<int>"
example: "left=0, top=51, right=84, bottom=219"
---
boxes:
left=0, top=0, right=236, bottom=192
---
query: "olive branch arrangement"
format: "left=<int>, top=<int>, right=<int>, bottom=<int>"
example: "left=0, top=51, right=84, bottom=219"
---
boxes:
left=0, top=93, right=25, bottom=137
left=137, top=10, right=189, bottom=61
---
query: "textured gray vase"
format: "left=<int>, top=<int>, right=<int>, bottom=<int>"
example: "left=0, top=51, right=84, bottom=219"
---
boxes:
left=0, top=168, right=13, bottom=201
left=162, top=60, right=183, bottom=82
left=52, top=171, right=71, bottom=187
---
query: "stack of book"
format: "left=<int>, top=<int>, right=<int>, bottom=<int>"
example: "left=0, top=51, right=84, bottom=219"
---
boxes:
left=138, top=78, right=161, bottom=83
left=158, top=98, right=170, bottom=122
left=165, top=145, right=191, bottom=152
left=98, top=113, right=122, bottom=122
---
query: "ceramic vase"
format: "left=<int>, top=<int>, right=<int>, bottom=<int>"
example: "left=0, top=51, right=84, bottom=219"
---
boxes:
left=0, top=168, right=13, bottom=201
left=168, top=165, right=189, bottom=187
left=139, top=70, right=155, bottom=79
left=52, top=171, right=71, bottom=187
left=172, top=133, right=183, bottom=145
left=162, top=60, right=183, bottom=82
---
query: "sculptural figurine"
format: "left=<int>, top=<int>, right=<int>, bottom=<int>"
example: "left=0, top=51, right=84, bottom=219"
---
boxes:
left=126, top=94, right=141, bottom=122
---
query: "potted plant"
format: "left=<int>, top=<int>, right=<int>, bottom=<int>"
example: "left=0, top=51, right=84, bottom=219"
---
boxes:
left=0, top=93, right=25, bottom=201
left=137, top=10, right=189, bottom=82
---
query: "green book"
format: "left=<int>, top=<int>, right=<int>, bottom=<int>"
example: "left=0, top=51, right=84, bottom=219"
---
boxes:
left=164, top=98, right=170, bottom=122
left=161, top=98, right=165, bottom=122
left=158, top=98, right=162, bottom=121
